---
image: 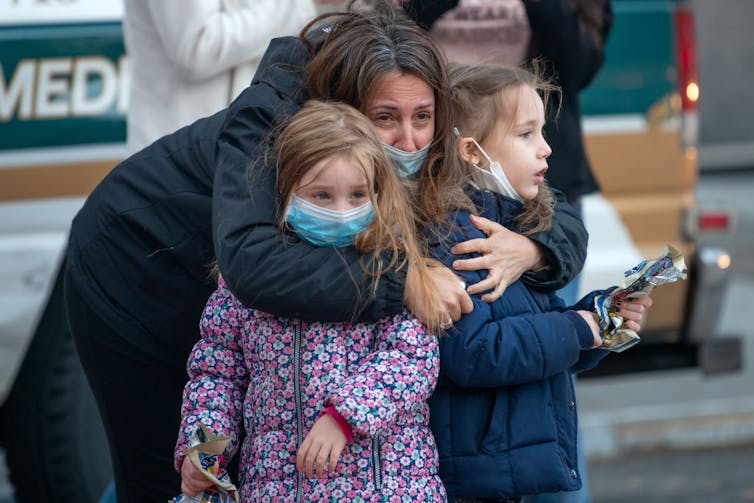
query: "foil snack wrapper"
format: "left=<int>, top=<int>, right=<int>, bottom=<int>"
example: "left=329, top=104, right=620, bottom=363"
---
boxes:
left=593, top=245, right=687, bottom=353
left=170, top=424, right=239, bottom=503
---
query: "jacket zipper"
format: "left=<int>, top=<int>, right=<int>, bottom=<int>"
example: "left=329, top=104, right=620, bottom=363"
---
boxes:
left=372, top=436, right=383, bottom=491
left=368, top=329, right=383, bottom=492
left=294, top=320, right=304, bottom=503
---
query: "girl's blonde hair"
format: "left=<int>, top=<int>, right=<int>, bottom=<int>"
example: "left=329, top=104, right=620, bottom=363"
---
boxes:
left=276, top=100, right=444, bottom=332
left=449, top=62, right=560, bottom=234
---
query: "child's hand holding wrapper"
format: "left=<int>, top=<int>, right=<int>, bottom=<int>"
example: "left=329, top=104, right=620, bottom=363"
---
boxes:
left=170, top=424, right=239, bottom=503
left=594, top=245, right=687, bottom=352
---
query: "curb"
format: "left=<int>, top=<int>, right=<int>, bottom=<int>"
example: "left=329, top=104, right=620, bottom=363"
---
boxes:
left=581, top=396, right=754, bottom=459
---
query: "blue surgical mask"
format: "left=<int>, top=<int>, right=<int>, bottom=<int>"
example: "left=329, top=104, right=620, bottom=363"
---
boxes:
left=285, top=195, right=375, bottom=247
left=383, top=142, right=431, bottom=178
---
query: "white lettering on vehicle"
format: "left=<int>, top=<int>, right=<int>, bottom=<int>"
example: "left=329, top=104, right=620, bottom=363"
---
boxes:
left=0, top=55, right=128, bottom=121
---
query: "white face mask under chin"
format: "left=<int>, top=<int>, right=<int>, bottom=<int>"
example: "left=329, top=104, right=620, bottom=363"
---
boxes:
left=469, top=138, right=522, bottom=201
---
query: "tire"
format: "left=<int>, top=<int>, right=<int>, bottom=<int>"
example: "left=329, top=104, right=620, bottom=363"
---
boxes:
left=0, top=268, right=112, bottom=503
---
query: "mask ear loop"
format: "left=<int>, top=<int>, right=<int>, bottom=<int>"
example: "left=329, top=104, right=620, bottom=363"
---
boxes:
left=454, top=127, right=494, bottom=168
left=455, top=128, right=522, bottom=201
left=469, top=139, right=494, bottom=168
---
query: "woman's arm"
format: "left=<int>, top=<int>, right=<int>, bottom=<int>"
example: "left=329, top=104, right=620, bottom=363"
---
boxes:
left=430, top=211, right=597, bottom=387
left=451, top=188, right=588, bottom=300
left=524, top=189, right=589, bottom=288
left=174, top=282, right=250, bottom=472
left=323, top=311, right=440, bottom=437
left=212, top=37, right=406, bottom=323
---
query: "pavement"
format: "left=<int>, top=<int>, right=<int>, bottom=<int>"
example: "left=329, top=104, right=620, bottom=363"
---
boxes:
left=2, top=443, right=752, bottom=502
left=589, top=442, right=754, bottom=502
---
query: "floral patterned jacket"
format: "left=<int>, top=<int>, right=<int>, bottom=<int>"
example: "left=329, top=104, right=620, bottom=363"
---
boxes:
left=175, top=278, right=446, bottom=502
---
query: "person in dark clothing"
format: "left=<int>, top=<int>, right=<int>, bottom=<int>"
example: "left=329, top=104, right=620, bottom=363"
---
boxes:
left=63, top=2, right=588, bottom=501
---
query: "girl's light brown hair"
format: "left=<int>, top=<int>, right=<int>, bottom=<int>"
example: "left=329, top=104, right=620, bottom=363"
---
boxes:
left=300, top=0, right=475, bottom=228
left=449, top=62, right=560, bottom=234
left=276, top=100, right=444, bottom=333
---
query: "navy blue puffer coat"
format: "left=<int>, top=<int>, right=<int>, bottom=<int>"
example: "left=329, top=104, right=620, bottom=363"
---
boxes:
left=427, top=189, right=607, bottom=500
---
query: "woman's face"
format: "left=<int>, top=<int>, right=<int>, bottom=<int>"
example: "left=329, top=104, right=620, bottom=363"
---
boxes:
left=363, top=71, right=435, bottom=152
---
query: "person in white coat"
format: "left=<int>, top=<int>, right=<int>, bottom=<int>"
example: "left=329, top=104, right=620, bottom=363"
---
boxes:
left=123, top=0, right=316, bottom=153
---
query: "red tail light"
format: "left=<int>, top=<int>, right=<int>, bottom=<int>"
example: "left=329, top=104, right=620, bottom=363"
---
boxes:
left=698, top=212, right=731, bottom=232
left=685, top=208, right=734, bottom=239
left=674, top=4, right=699, bottom=148
left=675, top=6, right=699, bottom=113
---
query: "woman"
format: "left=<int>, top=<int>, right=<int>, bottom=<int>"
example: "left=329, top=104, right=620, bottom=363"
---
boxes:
left=63, top=1, right=587, bottom=501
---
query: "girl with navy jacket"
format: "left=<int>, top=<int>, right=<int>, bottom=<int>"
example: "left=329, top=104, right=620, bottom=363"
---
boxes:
left=427, top=63, right=651, bottom=502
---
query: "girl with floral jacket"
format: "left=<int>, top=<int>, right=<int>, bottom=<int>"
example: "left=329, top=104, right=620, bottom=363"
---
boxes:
left=174, top=101, right=447, bottom=502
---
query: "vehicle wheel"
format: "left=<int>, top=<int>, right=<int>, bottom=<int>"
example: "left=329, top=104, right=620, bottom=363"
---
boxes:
left=0, top=269, right=112, bottom=503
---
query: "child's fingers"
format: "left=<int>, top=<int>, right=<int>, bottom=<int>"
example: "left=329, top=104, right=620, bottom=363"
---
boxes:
left=314, top=445, right=331, bottom=478
left=180, top=457, right=214, bottom=496
left=181, top=477, right=212, bottom=497
left=635, top=296, right=653, bottom=307
left=620, top=296, right=653, bottom=311
left=299, top=436, right=325, bottom=478
left=328, top=442, right=346, bottom=472
left=624, top=319, right=641, bottom=332
left=306, top=443, right=324, bottom=478
left=296, top=437, right=312, bottom=473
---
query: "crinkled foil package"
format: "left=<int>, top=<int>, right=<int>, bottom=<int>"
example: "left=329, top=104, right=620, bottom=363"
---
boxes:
left=170, top=424, right=239, bottom=503
left=593, top=245, right=687, bottom=353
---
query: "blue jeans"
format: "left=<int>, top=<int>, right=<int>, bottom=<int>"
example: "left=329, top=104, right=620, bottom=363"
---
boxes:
left=98, top=482, right=116, bottom=503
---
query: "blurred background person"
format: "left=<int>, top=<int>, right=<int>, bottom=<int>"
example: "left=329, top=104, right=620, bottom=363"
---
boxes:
left=123, top=0, right=316, bottom=153
left=399, top=1, right=613, bottom=501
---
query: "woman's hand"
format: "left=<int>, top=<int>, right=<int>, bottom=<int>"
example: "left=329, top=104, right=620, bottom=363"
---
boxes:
left=180, top=455, right=214, bottom=496
left=616, top=295, right=654, bottom=332
left=296, top=413, right=347, bottom=478
left=451, top=214, right=545, bottom=303
left=576, top=310, right=603, bottom=349
left=404, top=261, right=473, bottom=328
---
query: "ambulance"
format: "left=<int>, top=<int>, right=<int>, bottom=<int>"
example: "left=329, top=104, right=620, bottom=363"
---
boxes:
left=0, top=0, right=740, bottom=500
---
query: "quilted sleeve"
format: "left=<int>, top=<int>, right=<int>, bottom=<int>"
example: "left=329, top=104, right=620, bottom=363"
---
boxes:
left=324, top=312, right=439, bottom=437
left=174, top=281, right=251, bottom=472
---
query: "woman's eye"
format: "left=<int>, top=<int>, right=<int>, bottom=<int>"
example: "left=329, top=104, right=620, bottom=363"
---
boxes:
left=372, top=113, right=393, bottom=124
left=313, top=192, right=331, bottom=201
left=520, top=130, right=532, bottom=138
left=351, top=191, right=368, bottom=200
left=415, top=111, right=432, bottom=122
